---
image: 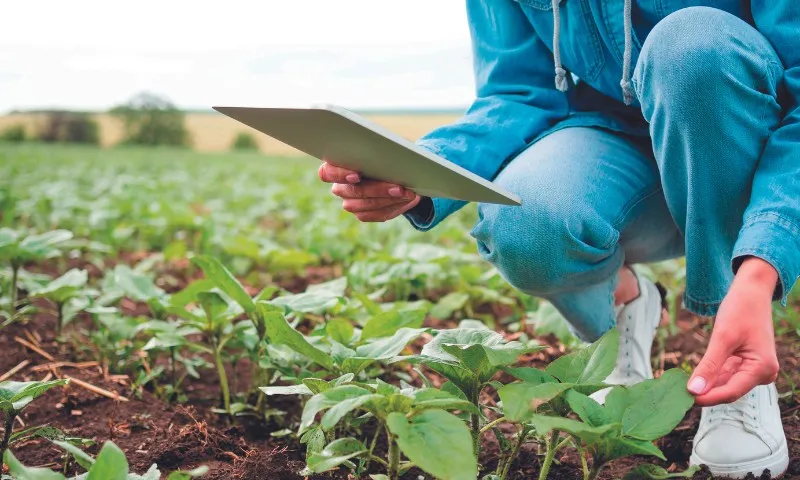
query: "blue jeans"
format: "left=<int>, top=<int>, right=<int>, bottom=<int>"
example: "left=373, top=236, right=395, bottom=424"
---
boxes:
left=470, top=9, right=789, bottom=341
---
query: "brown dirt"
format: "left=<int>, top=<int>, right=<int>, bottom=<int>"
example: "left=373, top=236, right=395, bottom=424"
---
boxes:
left=1, top=269, right=799, bottom=479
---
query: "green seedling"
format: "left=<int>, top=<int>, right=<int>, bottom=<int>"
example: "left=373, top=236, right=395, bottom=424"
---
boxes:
left=0, top=379, right=69, bottom=465
left=400, top=321, right=541, bottom=452
left=0, top=228, right=73, bottom=319
left=29, top=269, right=95, bottom=337
left=299, top=380, right=478, bottom=480
left=3, top=439, right=208, bottom=480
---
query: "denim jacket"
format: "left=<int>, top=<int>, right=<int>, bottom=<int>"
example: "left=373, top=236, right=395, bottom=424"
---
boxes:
left=405, top=0, right=800, bottom=296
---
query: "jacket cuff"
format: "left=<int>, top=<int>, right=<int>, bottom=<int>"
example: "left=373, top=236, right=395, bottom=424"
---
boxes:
left=732, top=213, right=800, bottom=305
left=403, top=197, right=466, bottom=232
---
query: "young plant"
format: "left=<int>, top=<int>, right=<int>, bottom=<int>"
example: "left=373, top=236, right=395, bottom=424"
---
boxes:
left=496, top=328, right=619, bottom=480
left=0, top=228, right=73, bottom=318
left=400, top=321, right=540, bottom=451
left=29, top=269, right=94, bottom=337
left=299, top=380, right=478, bottom=480
left=3, top=439, right=208, bottom=480
left=0, top=379, right=69, bottom=464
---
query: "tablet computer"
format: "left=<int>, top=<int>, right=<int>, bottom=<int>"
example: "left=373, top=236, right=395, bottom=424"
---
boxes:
left=212, top=104, right=521, bottom=206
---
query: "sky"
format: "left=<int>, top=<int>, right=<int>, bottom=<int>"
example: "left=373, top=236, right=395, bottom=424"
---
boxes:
left=0, top=1, right=475, bottom=113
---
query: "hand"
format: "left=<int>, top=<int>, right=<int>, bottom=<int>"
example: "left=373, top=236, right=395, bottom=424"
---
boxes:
left=688, top=257, right=780, bottom=406
left=318, top=162, right=421, bottom=222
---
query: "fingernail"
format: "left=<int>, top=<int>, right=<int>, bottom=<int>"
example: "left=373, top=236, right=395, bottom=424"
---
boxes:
left=346, top=174, right=360, bottom=183
left=388, top=187, right=403, bottom=197
left=687, top=377, right=706, bottom=394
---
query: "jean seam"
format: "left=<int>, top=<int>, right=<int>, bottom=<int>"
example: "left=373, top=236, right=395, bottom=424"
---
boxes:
left=741, top=212, right=800, bottom=237
left=607, top=186, right=664, bottom=237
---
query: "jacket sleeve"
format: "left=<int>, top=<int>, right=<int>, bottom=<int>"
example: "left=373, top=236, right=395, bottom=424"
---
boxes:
left=404, top=0, right=568, bottom=231
left=732, top=2, right=800, bottom=303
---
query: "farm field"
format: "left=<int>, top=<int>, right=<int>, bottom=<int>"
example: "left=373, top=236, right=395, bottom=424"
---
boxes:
left=0, top=112, right=461, bottom=154
left=0, top=143, right=798, bottom=480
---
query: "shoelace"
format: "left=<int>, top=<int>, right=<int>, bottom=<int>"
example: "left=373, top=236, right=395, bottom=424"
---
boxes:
left=706, top=391, right=759, bottom=430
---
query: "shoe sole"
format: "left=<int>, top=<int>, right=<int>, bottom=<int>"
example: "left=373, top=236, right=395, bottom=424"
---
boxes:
left=690, top=440, right=789, bottom=478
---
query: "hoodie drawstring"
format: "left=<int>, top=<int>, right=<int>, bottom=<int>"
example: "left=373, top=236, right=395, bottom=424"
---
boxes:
left=551, top=0, right=635, bottom=105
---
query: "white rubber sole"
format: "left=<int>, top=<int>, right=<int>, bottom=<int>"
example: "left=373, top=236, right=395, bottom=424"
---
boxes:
left=690, top=440, right=789, bottom=479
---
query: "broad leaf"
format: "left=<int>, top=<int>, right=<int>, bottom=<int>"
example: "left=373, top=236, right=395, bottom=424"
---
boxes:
left=564, top=390, right=609, bottom=427
left=430, top=292, right=469, bottom=319
left=191, top=255, right=255, bottom=313
left=300, top=385, right=372, bottom=432
left=259, top=384, right=313, bottom=396
left=498, top=382, right=575, bottom=422
left=320, top=394, right=382, bottom=430
left=3, top=449, right=66, bottom=480
left=165, top=466, right=210, bottom=480
left=112, top=265, right=164, bottom=301
left=528, top=415, right=616, bottom=445
left=621, top=369, right=694, bottom=440
left=360, top=309, right=425, bottom=340
left=594, top=437, right=666, bottom=462
left=263, top=305, right=334, bottom=370
left=31, top=269, right=88, bottom=303
left=387, top=410, right=477, bottom=480
left=355, top=328, right=428, bottom=360
left=197, top=291, right=231, bottom=326
left=545, top=328, right=618, bottom=384
left=411, top=388, right=479, bottom=414
left=52, top=440, right=95, bottom=470
left=0, top=379, right=69, bottom=413
left=307, top=438, right=367, bottom=473
left=326, top=318, right=354, bottom=344
left=86, top=442, right=128, bottom=480
left=502, top=367, right=556, bottom=385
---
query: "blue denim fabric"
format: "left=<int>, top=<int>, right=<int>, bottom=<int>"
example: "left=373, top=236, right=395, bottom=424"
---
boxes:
left=405, top=1, right=800, bottom=338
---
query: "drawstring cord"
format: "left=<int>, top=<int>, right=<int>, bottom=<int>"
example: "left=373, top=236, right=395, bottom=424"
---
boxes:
left=551, top=0, right=635, bottom=105
left=621, top=0, right=634, bottom=104
left=552, top=0, right=568, bottom=92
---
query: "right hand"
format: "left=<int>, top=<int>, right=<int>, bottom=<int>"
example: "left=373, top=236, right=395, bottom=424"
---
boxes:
left=318, top=162, right=421, bottom=222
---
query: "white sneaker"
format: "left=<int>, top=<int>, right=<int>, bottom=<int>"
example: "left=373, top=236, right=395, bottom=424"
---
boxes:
left=691, top=384, right=789, bottom=478
left=592, top=270, right=663, bottom=403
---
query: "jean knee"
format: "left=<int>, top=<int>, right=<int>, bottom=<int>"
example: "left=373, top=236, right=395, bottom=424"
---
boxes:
left=634, top=7, right=782, bottom=111
left=471, top=190, right=620, bottom=296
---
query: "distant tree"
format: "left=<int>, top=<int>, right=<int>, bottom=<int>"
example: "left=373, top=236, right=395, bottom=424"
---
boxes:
left=0, top=124, right=26, bottom=142
left=231, top=132, right=259, bottom=151
left=36, top=111, right=99, bottom=144
left=110, top=92, right=189, bottom=147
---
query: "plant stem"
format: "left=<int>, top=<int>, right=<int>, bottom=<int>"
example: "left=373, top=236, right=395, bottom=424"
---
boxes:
left=500, top=425, right=529, bottom=480
left=1, top=412, right=16, bottom=466
left=9, top=265, right=19, bottom=315
left=479, top=416, right=506, bottom=436
left=387, top=429, right=400, bottom=480
left=537, top=430, right=560, bottom=480
left=169, top=347, right=176, bottom=386
left=56, top=302, right=64, bottom=338
left=588, top=465, right=603, bottom=480
left=213, top=345, right=231, bottom=416
left=470, top=388, right=481, bottom=455
left=367, top=455, right=389, bottom=468
left=580, top=445, right=590, bottom=480
left=362, top=423, right=384, bottom=473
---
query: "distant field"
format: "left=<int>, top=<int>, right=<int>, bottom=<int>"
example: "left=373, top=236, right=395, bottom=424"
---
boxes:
left=0, top=111, right=461, bottom=155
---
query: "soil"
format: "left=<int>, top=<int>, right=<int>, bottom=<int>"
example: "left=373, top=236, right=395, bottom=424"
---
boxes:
left=1, top=264, right=798, bottom=480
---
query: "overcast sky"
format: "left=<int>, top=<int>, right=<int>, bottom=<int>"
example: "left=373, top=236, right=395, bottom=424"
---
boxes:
left=0, top=1, right=475, bottom=113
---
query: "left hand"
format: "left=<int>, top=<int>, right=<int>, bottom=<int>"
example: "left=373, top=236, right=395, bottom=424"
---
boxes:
left=687, top=257, right=780, bottom=406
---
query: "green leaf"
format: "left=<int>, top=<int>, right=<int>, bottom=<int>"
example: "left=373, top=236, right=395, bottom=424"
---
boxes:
left=9, top=425, right=66, bottom=445
left=621, top=369, right=694, bottom=441
left=355, top=327, right=428, bottom=360
left=191, top=255, right=255, bottom=314
left=259, top=384, right=313, bottom=396
left=52, top=440, right=95, bottom=470
left=271, top=278, right=346, bottom=313
left=300, top=426, right=326, bottom=460
left=86, top=442, right=128, bottom=480
left=3, top=449, right=66, bottom=480
left=528, top=415, right=616, bottom=445
left=112, top=265, right=164, bottom=301
left=623, top=464, right=700, bottom=479
left=411, top=388, right=480, bottom=414
left=300, top=385, right=372, bottom=432
left=564, top=390, right=609, bottom=427
left=31, top=269, right=88, bottom=303
left=361, top=309, right=425, bottom=340
left=320, top=393, right=382, bottom=430
left=430, top=292, right=469, bottom=319
left=197, top=291, right=231, bottom=324
left=326, top=318, right=354, bottom=344
left=502, top=367, right=556, bottom=385
left=387, top=410, right=477, bottom=480
left=307, top=438, right=367, bottom=473
left=0, top=379, right=69, bottom=413
left=595, top=437, right=666, bottom=462
left=165, top=465, right=209, bottom=479
left=169, top=279, right=216, bottom=308
left=497, top=382, right=575, bottom=422
left=18, top=230, right=73, bottom=260
left=545, top=328, right=619, bottom=384
left=262, top=304, right=333, bottom=370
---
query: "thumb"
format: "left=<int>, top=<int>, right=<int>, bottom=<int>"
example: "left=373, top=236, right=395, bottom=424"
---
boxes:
left=688, top=332, right=736, bottom=395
